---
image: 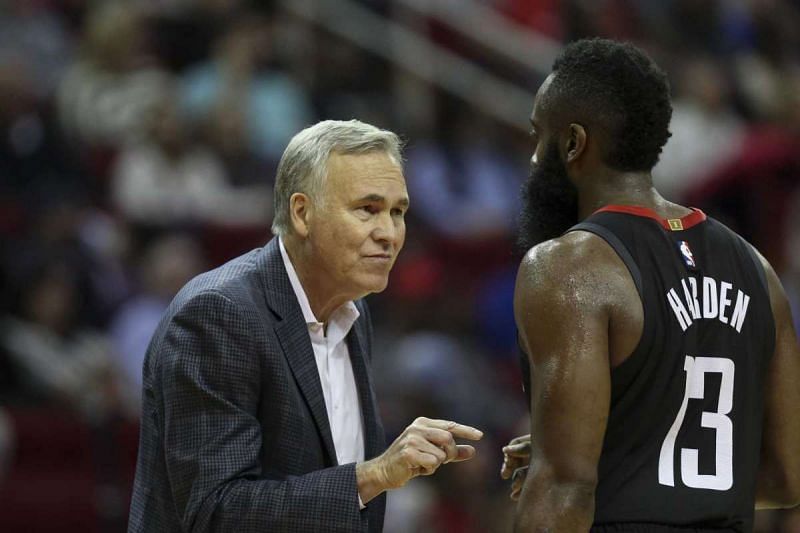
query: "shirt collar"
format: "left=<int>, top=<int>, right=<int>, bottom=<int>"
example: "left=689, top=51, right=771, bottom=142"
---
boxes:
left=278, top=237, right=360, bottom=338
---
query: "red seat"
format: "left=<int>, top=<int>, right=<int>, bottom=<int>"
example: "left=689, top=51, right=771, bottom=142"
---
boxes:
left=0, top=408, right=139, bottom=533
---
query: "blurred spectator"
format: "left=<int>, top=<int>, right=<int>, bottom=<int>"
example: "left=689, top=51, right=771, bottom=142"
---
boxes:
left=25, top=199, right=132, bottom=326
left=181, top=13, right=313, bottom=164
left=109, top=233, right=206, bottom=405
left=653, top=57, right=745, bottom=201
left=312, top=34, right=394, bottom=126
left=0, top=0, right=74, bottom=98
left=0, top=59, right=87, bottom=228
left=500, top=0, right=563, bottom=39
left=405, top=111, right=523, bottom=241
left=685, top=77, right=800, bottom=273
left=111, top=89, right=271, bottom=227
left=57, top=1, right=170, bottom=148
left=0, top=253, right=128, bottom=421
left=562, top=0, right=645, bottom=42
left=202, top=82, right=276, bottom=187
left=382, top=480, right=437, bottom=533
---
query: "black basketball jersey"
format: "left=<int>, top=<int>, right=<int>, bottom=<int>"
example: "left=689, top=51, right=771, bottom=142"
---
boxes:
left=520, top=205, right=775, bottom=532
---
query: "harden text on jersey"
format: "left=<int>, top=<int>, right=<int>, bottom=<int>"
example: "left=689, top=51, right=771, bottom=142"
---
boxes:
left=666, top=276, right=750, bottom=333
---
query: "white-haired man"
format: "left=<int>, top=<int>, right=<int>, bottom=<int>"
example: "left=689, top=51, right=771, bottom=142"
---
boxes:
left=128, top=120, right=483, bottom=533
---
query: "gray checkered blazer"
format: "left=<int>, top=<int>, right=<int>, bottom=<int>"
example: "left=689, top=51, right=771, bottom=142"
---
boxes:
left=128, top=238, right=387, bottom=532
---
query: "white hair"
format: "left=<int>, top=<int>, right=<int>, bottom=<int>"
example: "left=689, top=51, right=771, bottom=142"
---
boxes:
left=271, top=119, right=404, bottom=236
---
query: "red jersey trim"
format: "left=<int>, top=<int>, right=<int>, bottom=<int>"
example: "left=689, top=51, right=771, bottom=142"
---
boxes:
left=595, top=205, right=707, bottom=231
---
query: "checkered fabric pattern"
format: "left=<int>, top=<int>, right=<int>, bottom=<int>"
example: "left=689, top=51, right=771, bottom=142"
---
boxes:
left=128, top=238, right=386, bottom=532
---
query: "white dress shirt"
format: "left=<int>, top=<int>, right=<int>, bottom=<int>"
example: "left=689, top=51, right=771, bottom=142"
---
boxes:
left=279, top=238, right=365, bottom=466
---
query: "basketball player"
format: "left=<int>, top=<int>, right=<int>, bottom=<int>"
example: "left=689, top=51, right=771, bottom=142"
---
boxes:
left=505, top=38, right=800, bottom=532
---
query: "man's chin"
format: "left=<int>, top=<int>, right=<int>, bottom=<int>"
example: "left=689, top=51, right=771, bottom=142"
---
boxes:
left=351, top=272, right=391, bottom=297
left=365, top=277, right=390, bottom=294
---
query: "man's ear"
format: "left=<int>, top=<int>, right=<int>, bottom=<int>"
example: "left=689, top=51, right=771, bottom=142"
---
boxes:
left=289, top=192, right=313, bottom=238
left=565, top=123, right=587, bottom=164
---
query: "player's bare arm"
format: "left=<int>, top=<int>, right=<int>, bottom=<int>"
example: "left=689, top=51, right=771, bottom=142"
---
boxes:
left=754, top=251, right=800, bottom=509
left=512, top=230, right=642, bottom=532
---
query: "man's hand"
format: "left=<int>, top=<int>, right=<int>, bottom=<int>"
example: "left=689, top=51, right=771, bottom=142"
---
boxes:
left=501, top=434, right=531, bottom=500
left=356, top=417, right=483, bottom=503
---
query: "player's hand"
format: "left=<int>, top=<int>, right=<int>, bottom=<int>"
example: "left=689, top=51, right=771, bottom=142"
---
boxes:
left=357, top=417, right=483, bottom=502
left=501, top=434, right=531, bottom=501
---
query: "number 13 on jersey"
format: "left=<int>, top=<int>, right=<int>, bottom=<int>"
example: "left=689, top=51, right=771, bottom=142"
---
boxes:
left=658, top=355, right=735, bottom=491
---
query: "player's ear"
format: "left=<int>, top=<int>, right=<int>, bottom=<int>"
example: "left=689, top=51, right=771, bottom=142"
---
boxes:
left=565, top=123, right=587, bottom=163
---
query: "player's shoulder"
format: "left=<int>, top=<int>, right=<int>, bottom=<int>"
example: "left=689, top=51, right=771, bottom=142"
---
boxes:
left=518, top=230, right=621, bottom=289
left=744, top=239, right=785, bottom=310
left=515, top=231, right=632, bottom=322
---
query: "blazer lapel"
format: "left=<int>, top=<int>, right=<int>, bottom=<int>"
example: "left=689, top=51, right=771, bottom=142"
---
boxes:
left=348, top=325, right=384, bottom=459
left=261, top=239, right=337, bottom=465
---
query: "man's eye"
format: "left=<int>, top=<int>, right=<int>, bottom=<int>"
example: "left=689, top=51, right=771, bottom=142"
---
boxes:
left=359, top=205, right=377, bottom=214
left=391, top=208, right=405, bottom=217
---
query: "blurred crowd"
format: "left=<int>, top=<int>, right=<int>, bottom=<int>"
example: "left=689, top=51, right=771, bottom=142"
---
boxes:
left=0, top=0, right=798, bottom=531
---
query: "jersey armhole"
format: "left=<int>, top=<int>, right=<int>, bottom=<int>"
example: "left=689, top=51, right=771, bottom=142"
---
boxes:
left=568, top=222, right=652, bottom=380
left=568, top=222, right=644, bottom=300
left=739, top=237, right=770, bottom=298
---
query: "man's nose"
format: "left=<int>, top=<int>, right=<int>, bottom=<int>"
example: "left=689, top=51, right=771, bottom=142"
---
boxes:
left=372, top=212, right=397, bottom=245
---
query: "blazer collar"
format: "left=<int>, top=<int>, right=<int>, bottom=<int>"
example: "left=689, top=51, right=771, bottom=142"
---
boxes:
left=348, top=319, right=385, bottom=459
left=261, top=238, right=338, bottom=464
left=260, top=238, right=384, bottom=462
left=261, top=237, right=302, bottom=321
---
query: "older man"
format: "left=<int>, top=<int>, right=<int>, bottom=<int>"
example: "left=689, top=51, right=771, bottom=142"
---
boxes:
left=128, top=120, right=483, bottom=532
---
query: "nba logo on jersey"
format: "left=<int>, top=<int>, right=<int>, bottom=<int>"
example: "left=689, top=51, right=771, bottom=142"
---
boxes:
left=678, top=240, right=697, bottom=269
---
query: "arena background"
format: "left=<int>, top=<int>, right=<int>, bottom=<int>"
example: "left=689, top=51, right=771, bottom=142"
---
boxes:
left=0, top=0, right=798, bottom=531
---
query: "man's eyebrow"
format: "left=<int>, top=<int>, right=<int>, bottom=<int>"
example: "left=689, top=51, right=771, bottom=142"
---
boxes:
left=355, top=194, right=385, bottom=203
left=356, top=194, right=410, bottom=207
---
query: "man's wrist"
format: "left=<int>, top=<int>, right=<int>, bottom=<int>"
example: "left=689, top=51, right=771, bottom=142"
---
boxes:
left=356, top=458, right=385, bottom=505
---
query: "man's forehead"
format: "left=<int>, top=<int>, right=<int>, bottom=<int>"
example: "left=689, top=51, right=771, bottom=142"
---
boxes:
left=530, top=73, right=557, bottom=125
left=326, top=152, right=407, bottom=198
left=328, top=151, right=401, bottom=172
left=344, top=174, right=408, bottom=196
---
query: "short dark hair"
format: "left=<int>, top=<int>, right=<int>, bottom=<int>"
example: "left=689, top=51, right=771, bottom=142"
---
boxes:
left=547, top=38, right=672, bottom=172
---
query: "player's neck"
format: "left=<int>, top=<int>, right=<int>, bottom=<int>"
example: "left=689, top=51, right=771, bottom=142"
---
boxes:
left=578, top=172, right=687, bottom=220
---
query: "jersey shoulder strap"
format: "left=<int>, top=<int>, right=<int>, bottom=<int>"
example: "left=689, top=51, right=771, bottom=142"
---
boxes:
left=568, top=221, right=643, bottom=298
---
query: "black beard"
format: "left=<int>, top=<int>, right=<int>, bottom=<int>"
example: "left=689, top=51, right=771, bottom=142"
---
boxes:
left=516, top=142, right=579, bottom=254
